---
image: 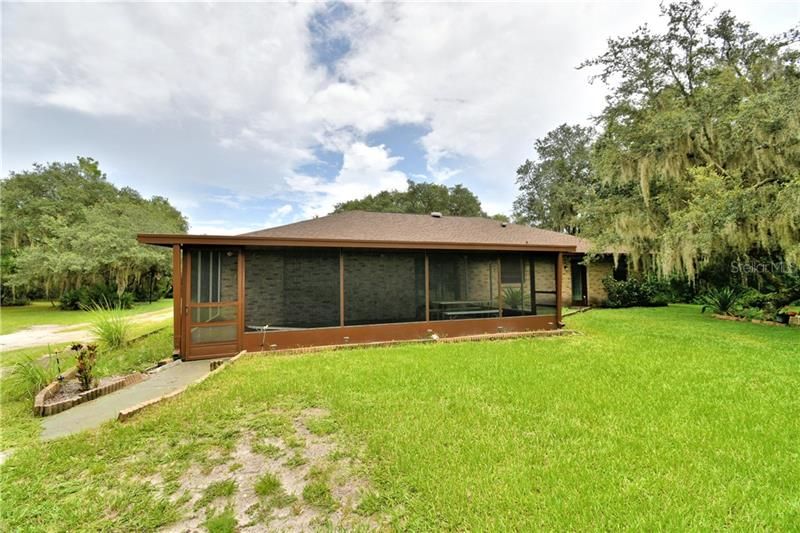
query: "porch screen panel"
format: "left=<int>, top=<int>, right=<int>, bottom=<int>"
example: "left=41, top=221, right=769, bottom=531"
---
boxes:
left=190, top=249, right=238, bottom=304
left=343, top=251, right=425, bottom=325
left=500, top=254, right=535, bottom=316
left=532, top=254, right=558, bottom=316
left=245, top=249, right=340, bottom=330
left=429, top=253, right=499, bottom=321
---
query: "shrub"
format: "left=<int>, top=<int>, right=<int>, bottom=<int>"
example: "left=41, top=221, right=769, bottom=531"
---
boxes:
left=503, top=287, right=523, bottom=310
left=602, top=277, right=670, bottom=308
left=698, top=287, right=743, bottom=315
left=60, top=285, right=134, bottom=310
left=60, top=287, right=89, bottom=310
left=87, top=284, right=134, bottom=309
left=9, top=355, right=57, bottom=399
left=74, top=343, right=98, bottom=391
left=88, top=304, right=131, bottom=350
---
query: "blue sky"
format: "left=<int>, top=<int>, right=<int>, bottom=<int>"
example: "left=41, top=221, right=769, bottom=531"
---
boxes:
left=3, top=1, right=797, bottom=234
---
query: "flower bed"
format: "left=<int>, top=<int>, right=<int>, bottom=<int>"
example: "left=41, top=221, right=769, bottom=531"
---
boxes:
left=34, top=370, right=146, bottom=417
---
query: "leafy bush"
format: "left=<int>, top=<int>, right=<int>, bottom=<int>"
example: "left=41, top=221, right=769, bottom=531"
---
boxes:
left=74, top=343, right=98, bottom=391
left=602, top=277, right=670, bottom=308
left=88, top=304, right=131, bottom=350
left=8, top=355, right=57, bottom=399
left=503, top=287, right=523, bottom=310
left=60, top=285, right=134, bottom=310
left=88, top=284, right=134, bottom=310
left=698, top=287, right=743, bottom=315
left=60, top=287, right=89, bottom=310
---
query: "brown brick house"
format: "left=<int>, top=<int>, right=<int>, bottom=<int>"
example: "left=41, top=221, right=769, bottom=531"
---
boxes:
left=138, top=211, right=617, bottom=360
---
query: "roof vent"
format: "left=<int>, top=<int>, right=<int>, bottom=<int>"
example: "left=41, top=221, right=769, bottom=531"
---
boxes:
left=430, top=212, right=443, bottom=218
left=501, top=222, right=508, bottom=227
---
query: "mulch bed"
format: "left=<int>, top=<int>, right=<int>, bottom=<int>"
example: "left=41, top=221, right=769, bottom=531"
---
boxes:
left=34, top=371, right=147, bottom=417
left=45, top=376, right=125, bottom=405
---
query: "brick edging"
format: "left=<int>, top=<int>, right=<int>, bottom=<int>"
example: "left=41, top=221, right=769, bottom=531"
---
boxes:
left=117, top=350, right=247, bottom=422
left=34, top=371, right=146, bottom=417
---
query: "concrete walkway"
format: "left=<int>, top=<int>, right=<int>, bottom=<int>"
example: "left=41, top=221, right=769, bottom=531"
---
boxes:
left=41, top=359, right=214, bottom=441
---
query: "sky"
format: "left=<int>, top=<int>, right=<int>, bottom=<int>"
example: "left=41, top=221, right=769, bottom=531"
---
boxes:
left=2, top=1, right=797, bottom=235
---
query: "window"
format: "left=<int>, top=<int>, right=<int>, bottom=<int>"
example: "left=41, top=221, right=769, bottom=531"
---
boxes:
left=343, top=251, right=425, bottom=325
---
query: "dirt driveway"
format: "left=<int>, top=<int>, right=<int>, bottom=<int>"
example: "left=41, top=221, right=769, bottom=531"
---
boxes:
left=0, top=308, right=172, bottom=352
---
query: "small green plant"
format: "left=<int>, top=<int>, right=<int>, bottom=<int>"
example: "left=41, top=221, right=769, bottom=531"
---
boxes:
left=87, top=302, right=131, bottom=350
left=306, top=417, right=338, bottom=436
left=699, top=287, right=743, bottom=316
left=74, top=343, right=98, bottom=391
left=203, top=505, right=237, bottom=533
left=254, top=472, right=281, bottom=497
left=302, top=480, right=336, bottom=510
left=194, top=479, right=237, bottom=510
left=285, top=452, right=307, bottom=468
left=502, top=287, right=523, bottom=310
left=9, top=356, right=56, bottom=399
left=252, top=442, right=282, bottom=457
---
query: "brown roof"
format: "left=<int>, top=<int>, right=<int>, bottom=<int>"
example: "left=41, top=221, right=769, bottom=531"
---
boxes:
left=240, top=211, right=578, bottom=250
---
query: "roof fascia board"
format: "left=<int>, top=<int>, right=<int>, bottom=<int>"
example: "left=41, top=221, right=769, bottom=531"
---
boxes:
left=137, top=233, right=577, bottom=253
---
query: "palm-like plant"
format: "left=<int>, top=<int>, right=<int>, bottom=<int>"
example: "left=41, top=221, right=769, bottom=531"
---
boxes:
left=699, top=287, right=742, bottom=315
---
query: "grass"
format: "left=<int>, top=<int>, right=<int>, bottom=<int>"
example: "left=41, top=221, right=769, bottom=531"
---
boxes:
left=0, top=316, right=170, bottom=368
left=0, top=299, right=171, bottom=335
left=194, top=479, right=237, bottom=510
left=0, top=326, right=174, bottom=451
left=87, top=305, right=131, bottom=350
left=1, top=305, right=798, bottom=530
left=254, top=473, right=281, bottom=497
left=203, top=506, right=237, bottom=533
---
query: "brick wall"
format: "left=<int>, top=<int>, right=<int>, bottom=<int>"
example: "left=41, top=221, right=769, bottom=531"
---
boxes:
left=344, top=252, right=424, bottom=324
left=245, top=250, right=340, bottom=328
left=587, top=257, right=613, bottom=305
left=561, top=255, right=614, bottom=306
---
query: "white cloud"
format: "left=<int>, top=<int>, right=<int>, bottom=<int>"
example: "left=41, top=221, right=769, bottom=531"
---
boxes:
left=287, top=142, right=408, bottom=217
left=4, top=1, right=797, bottom=220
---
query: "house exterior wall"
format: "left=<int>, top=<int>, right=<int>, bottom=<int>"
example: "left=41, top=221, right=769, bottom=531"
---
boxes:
left=182, top=246, right=566, bottom=359
left=587, top=258, right=613, bottom=305
left=561, top=255, right=615, bottom=306
left=343, top=252, right=423, bottom=324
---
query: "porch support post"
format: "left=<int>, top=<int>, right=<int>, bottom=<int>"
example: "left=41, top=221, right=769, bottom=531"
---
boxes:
left=424, top=253, right=430, bottom=322
left=238, top=248, right=245, bottom=351
left=556, top=252, right=563, bottom=326
left=172, top=244, right=182, bottom=357
left=339, top=250, right=345, bottom=327
left=497, top=256, right=503, bottom=317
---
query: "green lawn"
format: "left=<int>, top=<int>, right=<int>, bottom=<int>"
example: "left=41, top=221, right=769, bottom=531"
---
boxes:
left=0, top=299, right=172, bottom=335
left=1, top=305, right=798, bottom=530
left=0, top=316, right=172, bottom=368
left=0, top=326, right=173, bottom=451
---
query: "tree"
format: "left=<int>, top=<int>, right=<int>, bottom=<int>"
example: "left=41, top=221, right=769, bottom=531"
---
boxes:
left=579, top=0, right=800, bottom=278
left=333, top=179, right=488, bottom=217
left=512, top=124, right=595, bottom=234
left=1, top=158, right=187, bottom=304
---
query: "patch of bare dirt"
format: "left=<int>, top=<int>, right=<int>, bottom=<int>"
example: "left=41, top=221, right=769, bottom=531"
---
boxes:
left=153, top=407, right=381, bottom=532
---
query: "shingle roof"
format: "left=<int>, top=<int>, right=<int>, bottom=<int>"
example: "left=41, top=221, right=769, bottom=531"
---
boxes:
left=241, top=211, right=579, bottom=250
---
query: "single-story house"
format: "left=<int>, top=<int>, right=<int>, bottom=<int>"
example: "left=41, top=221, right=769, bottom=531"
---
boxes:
left=138, top=211, right=620, bottom=360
